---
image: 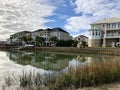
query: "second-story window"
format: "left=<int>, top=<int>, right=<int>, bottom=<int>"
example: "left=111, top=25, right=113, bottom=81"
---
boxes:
left=96, top=30, right=97, bottom=36
left=112, top=23, right=116, bottom=28
left=92, top=30, right=94, bottom=36
left=118, top=23, right=120, bottom=28
left=103, top=25, right=104, bottom=27
left=107, top=24, right=110, bottom=29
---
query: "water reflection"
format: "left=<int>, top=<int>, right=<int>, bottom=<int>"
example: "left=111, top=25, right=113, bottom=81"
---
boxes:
left=0, top=50, right=116, bottom=78
left=7, top=50, right=116, bottom=71
left=7, top=51, right=74, bottom=71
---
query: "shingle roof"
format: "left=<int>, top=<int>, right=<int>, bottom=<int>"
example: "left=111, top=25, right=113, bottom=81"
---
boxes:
left=91, top=17, right=120, bottom=25
left=52, top=27, right=69, bottom=34
left=33, top=27, right=69, bottom=34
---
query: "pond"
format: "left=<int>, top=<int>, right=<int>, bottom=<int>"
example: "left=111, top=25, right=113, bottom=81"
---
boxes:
left=0, top=50, right=118, bottom=89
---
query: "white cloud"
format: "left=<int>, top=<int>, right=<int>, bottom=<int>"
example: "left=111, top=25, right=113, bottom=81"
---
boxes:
left=65, top=15, right=98, bottom=33
left=65, top=0, right=120, bottom=36
left=0, top=0, right=56, bottom=40
left=65, top=16, right=89, bottom=33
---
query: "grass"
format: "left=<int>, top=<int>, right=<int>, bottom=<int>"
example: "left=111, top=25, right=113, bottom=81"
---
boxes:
left=4, top=57, right=120, bottom=90
left=51, top=59, right=120, bottom=90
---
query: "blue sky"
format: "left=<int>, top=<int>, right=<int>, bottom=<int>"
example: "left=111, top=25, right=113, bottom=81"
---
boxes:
left=0, top=0, right=120, bottom=40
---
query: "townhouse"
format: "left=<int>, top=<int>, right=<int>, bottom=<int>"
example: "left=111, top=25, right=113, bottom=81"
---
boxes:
left=88, top=17, right=120, bottom=47
left=7, top=28, right=72, bottom=45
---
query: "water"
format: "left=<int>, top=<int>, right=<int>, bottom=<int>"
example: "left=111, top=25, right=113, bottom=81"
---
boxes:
left=0, top=50, right=116, bottom=77
left=0, top=50, right=118, bottom=89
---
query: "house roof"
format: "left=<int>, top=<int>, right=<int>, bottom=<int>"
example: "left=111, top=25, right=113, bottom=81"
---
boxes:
left=11, top=31, right=31, bottom=36
left=32, top=29, right=44, bottom=32
left=52, top=27, right=69, bottom=34
left=33, top=27, right=69, bottom=34
left=91, top=17, right=120, bottom=25
left=74, top=35, right=88, bottom=39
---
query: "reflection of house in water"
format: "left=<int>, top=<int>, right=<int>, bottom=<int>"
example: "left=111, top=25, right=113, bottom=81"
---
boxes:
left=7, top=51, right=74, bottom=71
left=76, top=55, right=93, bottom=64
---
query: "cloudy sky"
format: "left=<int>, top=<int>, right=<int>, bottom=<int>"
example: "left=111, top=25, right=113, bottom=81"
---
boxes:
left=0, top=0, right=120, bottom=40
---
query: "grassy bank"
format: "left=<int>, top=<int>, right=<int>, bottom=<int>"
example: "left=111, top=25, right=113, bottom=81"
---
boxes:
left=3, top=57, right=120, bottom=90
left=53, top=61, right=120, bottom=89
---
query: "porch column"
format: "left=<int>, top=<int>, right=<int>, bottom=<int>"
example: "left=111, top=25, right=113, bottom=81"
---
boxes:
left=103, top=25, right=107, bottom=47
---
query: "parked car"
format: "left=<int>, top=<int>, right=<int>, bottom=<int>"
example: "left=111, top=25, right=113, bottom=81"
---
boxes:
left=24, top=44, right=34, bottom=47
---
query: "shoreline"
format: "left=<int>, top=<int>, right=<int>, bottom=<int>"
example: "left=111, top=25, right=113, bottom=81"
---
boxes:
left=1, top=46, right=120, bottom=55
left=21, top=47, right=120, bottom=55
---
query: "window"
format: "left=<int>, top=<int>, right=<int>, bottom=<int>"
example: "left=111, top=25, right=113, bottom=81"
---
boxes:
left=118, top=23, right=120, bottom=28
left=112, top=23, right=116, bottom=28
left=107, top=24, right=110, bottom=29
left=96, top=30, right=97, bottom=36
left=92, top=30, right=94, bottom=36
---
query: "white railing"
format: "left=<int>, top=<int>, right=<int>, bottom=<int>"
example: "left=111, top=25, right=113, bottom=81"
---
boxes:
left=104, top=35, right=120, bottom=38
left=106, top=27, right=120, bottom=30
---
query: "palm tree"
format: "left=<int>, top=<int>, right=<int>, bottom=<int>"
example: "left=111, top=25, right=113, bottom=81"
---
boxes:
left=49, top=36, right=58, bottom=45
left=21, top=36, right=27, bottom=44
left=27, top=36, right=33, bottom=44
left=35, top=36, right=45, bottom=46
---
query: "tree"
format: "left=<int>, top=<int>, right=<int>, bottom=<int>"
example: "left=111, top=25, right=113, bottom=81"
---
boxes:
left=21, top=36, right=27, bottom=43
left=27, top=36, right=32, bottom=44
left=56, top=40, right=74, bottom=47
left=21, top=36, right=33, bottom=44
left=81, top=40, right=87, bottom=48
left=35, top=36, right=45, bottom=46
left=49, top=36, right=58, bottom=44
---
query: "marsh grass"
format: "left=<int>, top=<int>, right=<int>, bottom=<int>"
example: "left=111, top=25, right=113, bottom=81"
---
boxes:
left=52, top=59, right=120, bottom=90
left=4, top=57, right=120, bottom=90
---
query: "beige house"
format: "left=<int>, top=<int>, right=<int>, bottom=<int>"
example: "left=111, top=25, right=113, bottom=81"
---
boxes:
left=32, top=28, right=72, bottom=41
left=7, top=28, right=71, bottom=46
left=88, top=17, right=120, bottom=47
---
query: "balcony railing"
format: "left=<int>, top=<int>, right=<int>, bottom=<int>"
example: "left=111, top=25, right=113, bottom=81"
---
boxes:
left=106, top=27, right=120, bottom=30
left=104, top=34, right=120, bottom=38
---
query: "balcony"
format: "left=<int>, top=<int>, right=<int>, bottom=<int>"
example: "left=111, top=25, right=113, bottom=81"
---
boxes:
left=104, top=34, right=120, bottom=38
left=106, top=27, right=120, bottom=30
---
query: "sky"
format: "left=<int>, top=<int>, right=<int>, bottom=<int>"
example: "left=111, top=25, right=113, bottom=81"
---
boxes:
left=0, top=0, right=120, bottom=40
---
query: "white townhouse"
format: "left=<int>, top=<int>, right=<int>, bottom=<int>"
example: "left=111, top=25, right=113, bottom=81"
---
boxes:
left=7, top=31, right=31, bottom=45
left=88, top=17, right=120, bottom=47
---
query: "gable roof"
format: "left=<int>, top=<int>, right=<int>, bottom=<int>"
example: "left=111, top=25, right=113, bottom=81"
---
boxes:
left=33, top=27, right=69, bottom=34
left=52, top=27, right=69, bottom=34
left=74, top=35, right=88, bottom=39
